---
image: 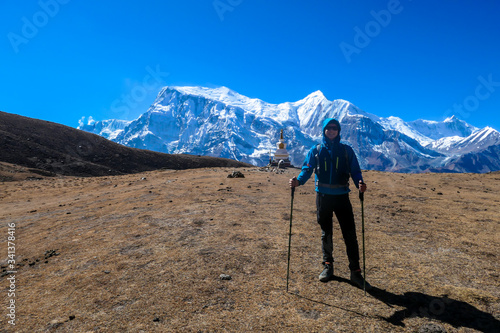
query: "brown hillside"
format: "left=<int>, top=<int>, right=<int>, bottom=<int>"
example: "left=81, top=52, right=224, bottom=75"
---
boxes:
left=0, top=168, right=499, bottom=332
left=0, top=111, right=250, bottom=179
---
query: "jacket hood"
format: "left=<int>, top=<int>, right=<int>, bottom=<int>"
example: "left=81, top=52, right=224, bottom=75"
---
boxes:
left=322, top=118, right=341, bottom=145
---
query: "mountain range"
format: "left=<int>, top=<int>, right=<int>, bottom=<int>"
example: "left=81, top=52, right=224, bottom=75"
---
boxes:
left=0, top=110, right=249, bottom=179
left=78, top=86, right=500, bottom=173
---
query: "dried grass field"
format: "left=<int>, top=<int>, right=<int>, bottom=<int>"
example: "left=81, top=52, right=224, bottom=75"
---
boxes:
left=1, top=167, right=499, bottom=332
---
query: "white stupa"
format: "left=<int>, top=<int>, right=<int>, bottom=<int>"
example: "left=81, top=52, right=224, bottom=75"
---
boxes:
left=270, top=129, right=291, bottom=167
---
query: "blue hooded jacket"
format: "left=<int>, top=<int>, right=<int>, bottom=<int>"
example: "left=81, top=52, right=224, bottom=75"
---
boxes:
left=296, top=118, right=363, bottom=195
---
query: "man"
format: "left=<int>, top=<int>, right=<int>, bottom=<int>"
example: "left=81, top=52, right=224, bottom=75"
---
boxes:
left=289, top=118, right=371, bottom=290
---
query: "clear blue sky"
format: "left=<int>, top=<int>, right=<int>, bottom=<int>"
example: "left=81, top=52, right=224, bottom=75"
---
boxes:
left=1, top=0, right=499, bottom=131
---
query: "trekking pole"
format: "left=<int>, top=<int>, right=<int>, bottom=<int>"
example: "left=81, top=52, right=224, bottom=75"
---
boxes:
left=359, top=185, right=366, bottom=296
left=286, top=186, right=295, bottom=292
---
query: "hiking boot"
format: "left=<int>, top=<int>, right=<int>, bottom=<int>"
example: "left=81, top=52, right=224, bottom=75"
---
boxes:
left=350, top=270, right=372, bottom=290
left=319, top=263, right=333, bottom=282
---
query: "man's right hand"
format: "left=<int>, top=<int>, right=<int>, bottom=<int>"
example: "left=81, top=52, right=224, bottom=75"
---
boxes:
left=289, top=177, right=299, bottom=188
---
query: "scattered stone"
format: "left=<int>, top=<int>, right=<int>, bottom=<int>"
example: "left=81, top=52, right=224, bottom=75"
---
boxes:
left=47, top=319, right=64, bottom=330
left=217, top=187, right=232, bottom=192
left=44, top=249, right=60, bottom=259
left=297, top=308, right=321, bottom=320
left=220, top=274, right=232, bottom=280
left=69, top=315, right=76, bottom=321
left=437, top=192, right=443, bottom=195
left=227, top=171, right=245, bottom=178
left=153, top=317, right=160, bottom=322
left=418, top=323, right=447, bottom=333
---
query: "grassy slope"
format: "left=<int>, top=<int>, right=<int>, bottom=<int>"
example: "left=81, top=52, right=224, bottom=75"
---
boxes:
left=0, top=111, right=250, bottom=178
left=0, top=168, right=499, bottom=332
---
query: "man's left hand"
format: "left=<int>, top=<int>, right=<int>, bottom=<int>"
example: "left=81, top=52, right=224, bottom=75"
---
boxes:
left=359, top=180, right=367, bottom=193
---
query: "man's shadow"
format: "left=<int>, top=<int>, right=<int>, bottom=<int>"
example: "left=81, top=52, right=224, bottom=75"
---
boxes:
left=323, top=276, right=500, bottom=332
left=368, top=285, right=499, bottom=332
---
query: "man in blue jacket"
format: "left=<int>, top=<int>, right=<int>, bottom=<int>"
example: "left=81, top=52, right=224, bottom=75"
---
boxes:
left=289, top=118, right=371, bottom=290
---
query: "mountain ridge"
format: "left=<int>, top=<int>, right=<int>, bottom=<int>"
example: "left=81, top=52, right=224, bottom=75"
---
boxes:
left=78, top=86, right=500, bottom=173
left=0, top=110, right=251, bottom=179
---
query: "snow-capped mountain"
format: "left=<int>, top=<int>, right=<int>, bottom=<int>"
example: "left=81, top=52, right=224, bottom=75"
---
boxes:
left=78, top=86, right=500, bottom=173
left=78, top=117, right=131, bottom=141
